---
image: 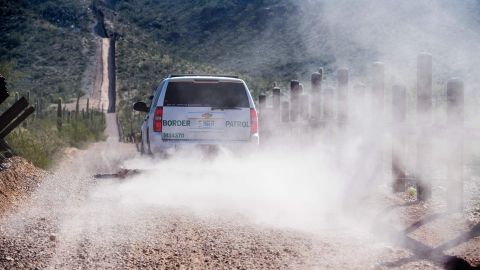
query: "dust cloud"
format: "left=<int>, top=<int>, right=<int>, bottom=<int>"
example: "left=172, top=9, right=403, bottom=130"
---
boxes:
left=2, top=0, right=479, bottom=268
left=73, top=0, right=480, bottom=244
left=82, top=0, right=480, bottom=251
left=300, top=0, right=480, bottom=78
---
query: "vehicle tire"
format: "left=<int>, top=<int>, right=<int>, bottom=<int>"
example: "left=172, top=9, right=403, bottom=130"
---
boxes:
left=146, top=127, right=153, bottom=155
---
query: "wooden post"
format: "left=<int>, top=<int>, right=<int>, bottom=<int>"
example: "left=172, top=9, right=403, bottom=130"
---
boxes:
left=337, top=68, right=349, bottom=126
left=416, top=53, right=433, bottom=201
left=297, top=83, right=308, bottom=120
left=258, top=94, right=267, bottom=135
left=311, top=70, right=323, bottom=121
left=258, top=94, right=267, bottom=112
left=392, top=85, right=407, bottom=192
left=0, top=106, right=35, bottom=139
left=323, top=87, right=335, bottom=123
left=0, top=75, right=8, bottom=105
left=290, top=80, right=301, bottom=122
left=446, top=78, right=464, bottom=212
left=281, top=101, right=290, bottom=123
left=372, top=62, right=385, bottom=113
left=272, top=86, right=280, bottom=110
left=300, top=94, right=309, bottom=120
left=0, top=107, right=34, bottom=139
left=0, top=97, right=28, bottom=132
left=272, top=86, right=281, bottom=124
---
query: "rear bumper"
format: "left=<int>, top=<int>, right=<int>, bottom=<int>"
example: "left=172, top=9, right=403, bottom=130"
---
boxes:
left=150, top=133, right=259, bottom=153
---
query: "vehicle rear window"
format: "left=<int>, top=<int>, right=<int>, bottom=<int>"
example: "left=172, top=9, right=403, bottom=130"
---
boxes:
left=163, top=81, right=250, bottom=107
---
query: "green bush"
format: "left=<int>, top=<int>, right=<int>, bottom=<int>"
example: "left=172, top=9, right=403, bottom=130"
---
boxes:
left=5, top=110, right=106, bottom=169
left=5, top=125, right=64, bottom=169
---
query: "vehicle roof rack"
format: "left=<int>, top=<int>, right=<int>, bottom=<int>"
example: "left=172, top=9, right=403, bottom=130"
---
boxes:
left=168, top=74, right=239, bottom=79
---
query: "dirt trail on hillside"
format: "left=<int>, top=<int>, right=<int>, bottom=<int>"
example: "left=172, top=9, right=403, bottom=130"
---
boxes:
left=97, top=38, right=110, bottom=111
left=65, top=37, right=110, bottom=112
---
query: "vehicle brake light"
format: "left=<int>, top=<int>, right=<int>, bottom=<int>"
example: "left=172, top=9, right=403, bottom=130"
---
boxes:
left=153, top=107, right=163, bottom=132
left=250, top=108, right=258, bottom=134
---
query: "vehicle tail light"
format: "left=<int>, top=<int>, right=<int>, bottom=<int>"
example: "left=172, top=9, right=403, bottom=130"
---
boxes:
left=250, top=108, right=258, bottom=134
left=153, top=107, right=163, bottom=132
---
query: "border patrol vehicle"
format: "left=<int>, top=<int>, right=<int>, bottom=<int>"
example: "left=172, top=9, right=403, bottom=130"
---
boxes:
left=133, top=75, right=259, bottom=155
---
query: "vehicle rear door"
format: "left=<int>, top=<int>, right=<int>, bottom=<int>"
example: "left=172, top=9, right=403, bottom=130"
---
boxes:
left=161, top=80, right=251, bottom=142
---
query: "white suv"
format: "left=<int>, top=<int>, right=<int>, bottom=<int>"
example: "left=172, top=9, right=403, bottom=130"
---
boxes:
left=134, top=75, right=259, bottom=155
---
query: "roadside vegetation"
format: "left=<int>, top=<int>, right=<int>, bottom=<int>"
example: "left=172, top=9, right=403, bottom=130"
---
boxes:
left=3, top=95, right=106, bottom=169
left=0, top=1, right=106, bottom=168
left=0, top=0, right=95, bottom=101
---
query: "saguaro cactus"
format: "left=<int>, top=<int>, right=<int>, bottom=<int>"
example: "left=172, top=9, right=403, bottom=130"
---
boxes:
left=34, top=99, right=38, bottom=119
left=37, top=97, right=43, bottom=117
left=57, top=98, right=63, bottom=131
left=86, top=98, right=90, bottom=119
left=446, top=78, right=464, bottom=212
left=75, top=93, right=80, bottom=120
left=24, top=91, right=31, bottom=127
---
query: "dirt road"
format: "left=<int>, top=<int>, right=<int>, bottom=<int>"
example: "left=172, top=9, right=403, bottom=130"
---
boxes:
left=1, top=126, right=479, bottom=269
left=1, top=22, right=479, bottom=270
left=0, top=146, right=430, bottom=269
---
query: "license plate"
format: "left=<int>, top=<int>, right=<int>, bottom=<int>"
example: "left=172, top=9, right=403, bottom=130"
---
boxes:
left=196, top=119, right=216, bottom=129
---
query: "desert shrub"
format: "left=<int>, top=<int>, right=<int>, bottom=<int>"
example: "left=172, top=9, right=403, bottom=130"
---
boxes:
left=5, top=110, right=106, bottom=169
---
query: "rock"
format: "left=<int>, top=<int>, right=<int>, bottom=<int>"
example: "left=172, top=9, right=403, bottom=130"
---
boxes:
left=49, top=234, right=56, bottom=241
